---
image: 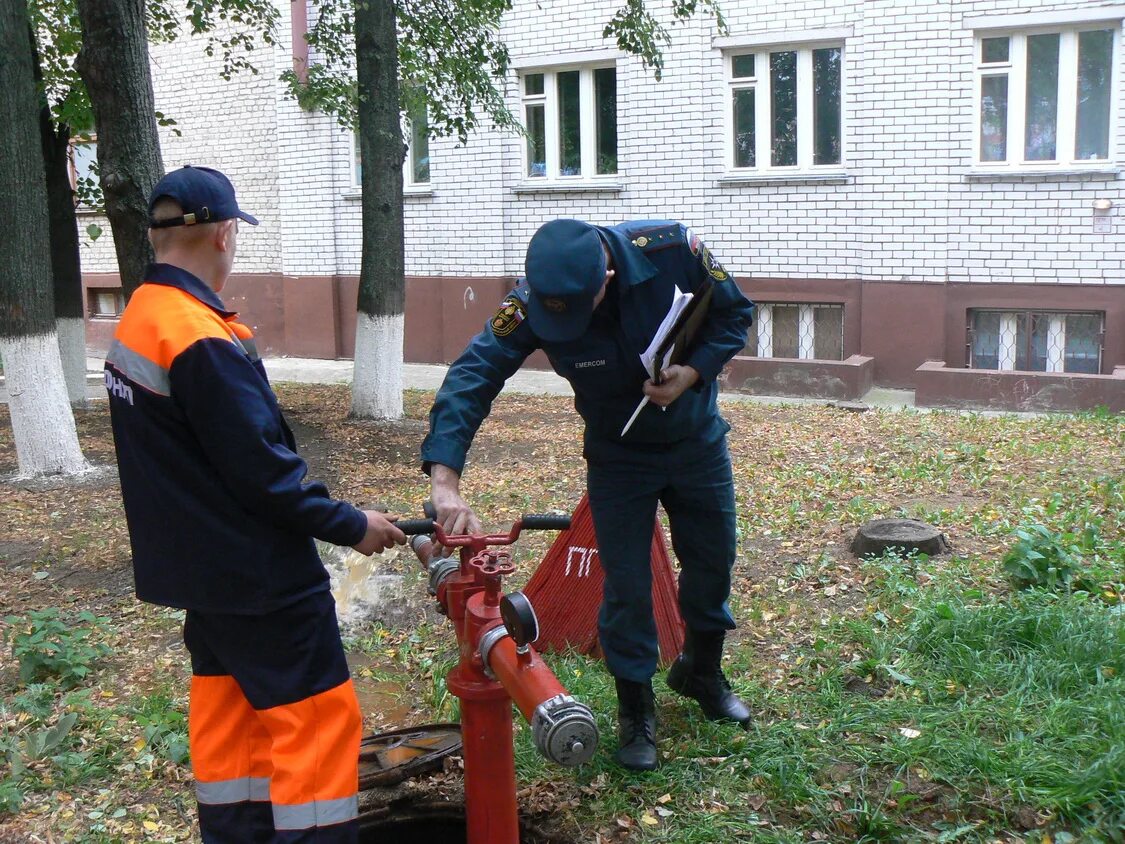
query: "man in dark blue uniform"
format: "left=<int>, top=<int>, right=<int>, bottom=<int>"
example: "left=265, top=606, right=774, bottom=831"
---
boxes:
left=420, top=218, right=755, bottom=770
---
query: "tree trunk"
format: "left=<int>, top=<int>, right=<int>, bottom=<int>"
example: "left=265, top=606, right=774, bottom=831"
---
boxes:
left=351, top=0, right=405, bottom=420
left=40, top=112, right=89, bottom=407
left=0, top=0, right=86, bottom=476
left=73, top=0, right=163, bottom=299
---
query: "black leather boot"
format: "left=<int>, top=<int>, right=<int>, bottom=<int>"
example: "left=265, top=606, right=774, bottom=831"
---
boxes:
left=666, top=629, right=751, bottom=728
left=614, top=677, right=658, bottom=771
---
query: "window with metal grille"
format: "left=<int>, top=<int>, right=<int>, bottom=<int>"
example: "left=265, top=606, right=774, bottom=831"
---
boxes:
left=968, top=310, right=1104, bottom=374
left=753, top=303, right=844, bottom=360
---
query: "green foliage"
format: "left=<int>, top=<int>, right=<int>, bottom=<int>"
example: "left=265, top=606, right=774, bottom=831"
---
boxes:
left=1003, top=485, right=1124, bottom=599
left=29, top=0, right=280, bottom=211
left=149, top=0, right=281, bottom=80
left=131, top=693, right=189, bottom=766
left=0, top=688, right=123, bottom=816
left=0, top=778, right=22, bottom=815
left=3, top=608, right=109, bottom=688
left=0, top=690, right=81, bottom=816
left=603, top=0, right=727, bottom=80
left=283, top=0, right=517, bottom=141
left=287, top=0, right=727, bottom=138
left=1003, top=523, right=1084, bottom=591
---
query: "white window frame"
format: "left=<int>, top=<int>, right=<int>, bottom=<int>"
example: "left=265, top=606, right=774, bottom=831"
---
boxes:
left=518, top=62, right=618, bottom=183
left=723, top=42, right=846, bottom=175
left=972, top=25, right=1120, bottom=170
left=349, top=111, right=432, bottom=196
left=69, top=136, right=98, bottom=208
left=87, top=287, right=124, bottom=320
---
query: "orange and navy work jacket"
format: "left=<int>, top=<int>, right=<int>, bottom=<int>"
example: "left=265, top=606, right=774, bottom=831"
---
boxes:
left=105, top=263, right=366, bottom=614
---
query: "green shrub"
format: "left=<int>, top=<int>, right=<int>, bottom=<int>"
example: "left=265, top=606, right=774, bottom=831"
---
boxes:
left=1003, top=523, right=1083, bottom=591
left=1003, top=501, right=1122, bottom=600
left=2, top=609, right=110, bottom=688
left=132, top=693, right=189, bottom=766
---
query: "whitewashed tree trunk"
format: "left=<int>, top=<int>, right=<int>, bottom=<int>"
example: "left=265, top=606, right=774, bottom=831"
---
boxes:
left=57, top=317, right=89, bottom=407
left=350, top=313, right=404, bottom=419
left=1, top=333, right=87, bottom=477
left=352, top=0, right=405, bottom=421
left=0, top=0, right=87, bottom=478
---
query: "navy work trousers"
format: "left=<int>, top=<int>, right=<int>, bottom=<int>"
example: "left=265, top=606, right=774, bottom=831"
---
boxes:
left=586, top=426, right=737, bottom=682
left=184, top=590, right=361, bottom=843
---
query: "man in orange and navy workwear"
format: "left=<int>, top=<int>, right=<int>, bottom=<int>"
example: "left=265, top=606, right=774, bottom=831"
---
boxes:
left=104, top=165, right=405, bottom=842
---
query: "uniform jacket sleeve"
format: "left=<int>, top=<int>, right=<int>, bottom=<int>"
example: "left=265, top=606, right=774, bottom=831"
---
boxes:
left=679, top=235, right=756, bottom=384
left=169, top=337, right=367, bottom=547
left=421, top=295, right=539, bottom=476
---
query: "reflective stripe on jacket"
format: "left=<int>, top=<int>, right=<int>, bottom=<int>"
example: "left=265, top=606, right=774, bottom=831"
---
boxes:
left=106, top=263, right=366, bottom=613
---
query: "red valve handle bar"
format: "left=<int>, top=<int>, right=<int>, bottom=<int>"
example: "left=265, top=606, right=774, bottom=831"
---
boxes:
left=397, top=513, right=571, bottom=547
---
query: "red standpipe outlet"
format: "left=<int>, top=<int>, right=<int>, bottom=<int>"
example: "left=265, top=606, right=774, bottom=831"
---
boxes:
left=408, top=526, right=598, bottom=844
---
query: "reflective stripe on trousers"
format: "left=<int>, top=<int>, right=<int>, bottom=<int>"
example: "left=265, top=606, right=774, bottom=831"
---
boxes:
left=190, top=675, right=361, bottom=842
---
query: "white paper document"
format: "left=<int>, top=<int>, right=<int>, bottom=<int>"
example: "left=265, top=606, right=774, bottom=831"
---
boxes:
left=620, top=287, right=693, bottom=437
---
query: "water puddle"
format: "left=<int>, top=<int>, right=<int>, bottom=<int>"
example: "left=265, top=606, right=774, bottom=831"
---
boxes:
left=348, top=651, right=416, bottom=727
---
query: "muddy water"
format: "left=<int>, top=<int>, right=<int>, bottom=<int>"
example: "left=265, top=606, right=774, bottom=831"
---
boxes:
left=347, top=651, right=416, bottom=727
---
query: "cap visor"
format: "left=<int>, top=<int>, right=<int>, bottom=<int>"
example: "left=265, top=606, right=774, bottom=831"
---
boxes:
left=527, top=296, right=591, bottom=343
left=238, top=211, right=260, bottom=226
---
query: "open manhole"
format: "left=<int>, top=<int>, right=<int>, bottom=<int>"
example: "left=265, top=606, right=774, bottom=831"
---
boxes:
left=359, top=800, right=569, bottom=844
left=359, top=723, right=462, bottom=789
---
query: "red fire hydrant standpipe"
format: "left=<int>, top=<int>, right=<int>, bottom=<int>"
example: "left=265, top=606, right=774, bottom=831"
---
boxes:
left=398, top=513, right=598, bottom=844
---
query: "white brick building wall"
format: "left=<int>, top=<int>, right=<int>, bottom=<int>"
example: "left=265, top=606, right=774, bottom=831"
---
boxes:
left=84, top=0, right=1125, bottom=288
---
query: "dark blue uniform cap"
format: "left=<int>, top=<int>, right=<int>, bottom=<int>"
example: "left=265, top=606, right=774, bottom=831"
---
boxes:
left=148, top=165, right=259, bottom=229
left=524, top=219, right=607, bottom=342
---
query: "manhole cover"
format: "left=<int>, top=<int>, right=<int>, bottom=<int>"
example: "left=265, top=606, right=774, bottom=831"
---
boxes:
left=359, top=723, right=462, bottom=789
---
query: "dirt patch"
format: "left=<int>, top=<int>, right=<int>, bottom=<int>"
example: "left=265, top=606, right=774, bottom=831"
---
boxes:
left=0, top=540, right=42, bottom=569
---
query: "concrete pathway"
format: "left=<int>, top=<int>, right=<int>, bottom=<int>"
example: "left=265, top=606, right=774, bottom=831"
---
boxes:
left=257, top=356, right=921, bottom=411
left=0, top=355, right=921, bottom=410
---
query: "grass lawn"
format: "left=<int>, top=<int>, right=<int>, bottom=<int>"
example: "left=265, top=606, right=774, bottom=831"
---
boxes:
left=1, top=386, right=1121, bottom=842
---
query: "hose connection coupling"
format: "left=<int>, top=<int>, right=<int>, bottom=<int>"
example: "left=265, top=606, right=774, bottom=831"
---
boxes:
left=531, top=694, right=598, bottom=767
left=409, top=535, right=459, bottom=596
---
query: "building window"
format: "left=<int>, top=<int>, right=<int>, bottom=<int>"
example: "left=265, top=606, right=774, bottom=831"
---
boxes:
left=351, top=101, right=430, bottom=190
left=968, top=310, right=1104, bottom=374
left=727, top=45, right=843, bottom=172
left=405, top=100, right=429, bottom=187
left=754, top=303, right=844, bottom=360
left=521, top=65, right=617, bottom=180
left=87, top=288, right=124, bottom=319
left=70, top=137, right=98, bottom=206
left=975, top=28, right=1116, bottom=166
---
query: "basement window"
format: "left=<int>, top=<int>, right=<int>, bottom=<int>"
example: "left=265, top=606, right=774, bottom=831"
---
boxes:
left=968, top=310, right=1104, bottom=373
left=88, top=288, right=124, bottom=319
left=753, top=303, right=844, bottom=360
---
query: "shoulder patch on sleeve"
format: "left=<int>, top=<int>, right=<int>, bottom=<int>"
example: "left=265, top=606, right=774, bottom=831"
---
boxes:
left=491, top=295, right=527, bottom=337
left=701, top=245, right=730, bottom=282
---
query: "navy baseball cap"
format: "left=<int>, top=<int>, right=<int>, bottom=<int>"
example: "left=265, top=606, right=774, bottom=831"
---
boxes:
left=148, top=165, right=259, bottom=229
left=524, top=219, right=607, bottom=343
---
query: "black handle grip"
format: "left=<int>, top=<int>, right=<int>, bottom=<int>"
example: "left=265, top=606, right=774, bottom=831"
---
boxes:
left=520, top=513, right=572, bottom=531
left=397, top=519, right=436, bottom=536
left=423, top=500, right=437, bottom=520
